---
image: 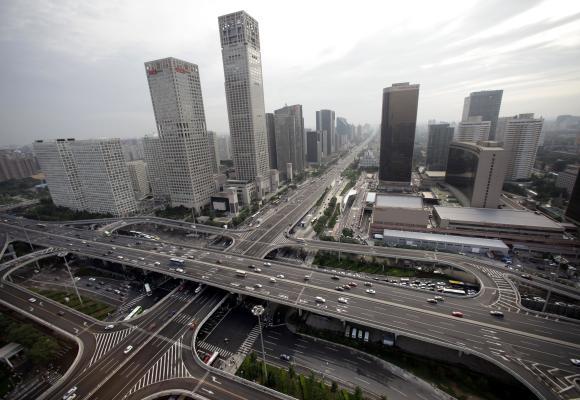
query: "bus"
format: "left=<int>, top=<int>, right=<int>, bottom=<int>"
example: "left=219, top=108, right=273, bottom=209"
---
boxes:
left=124, top=305, right=143, bottom=321
left=235, top=270, right=247, bottom=277
left=443, top=288, right=466, bottom=295
left=206, top=351, right=219, bottom=366
left=169, top=258, right=185, bottom=267
left=144, top=283, right=152, bottom=296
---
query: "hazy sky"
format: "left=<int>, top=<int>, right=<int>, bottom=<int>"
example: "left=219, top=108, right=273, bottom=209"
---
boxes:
left=1, top=0, right=579, bottom=146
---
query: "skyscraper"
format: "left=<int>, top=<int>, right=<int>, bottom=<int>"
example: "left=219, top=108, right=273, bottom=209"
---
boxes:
left=565, top=171, right=580, bottom=224
left=126, top=160, right=150, bottom=199
left=142, top=136, right=169, bottom=203
left=496, top=113, right=543, bottom=181
left=378, top=82, right=420, bottom=186
left=218, top=11, right=270, bottom=194
left=145, top=57, right=215, bottom=211
left=462, top=90, right=503, bottom=140
left=306, top=130, right=322, bottom=165
left=456, top=116, right=491, bottom=142
left=336, top=117, right=350, bottom=151
left=445, top=141, right=507, bottom=208
left=207, top=130, right=220, bottom=173
left=426, top=123, right=454, bottom=171
left=316, top=110, right=336, bottom=156
left=274, top=104, right=304, bottom=181
left=266, top=113, right=277, bottom=169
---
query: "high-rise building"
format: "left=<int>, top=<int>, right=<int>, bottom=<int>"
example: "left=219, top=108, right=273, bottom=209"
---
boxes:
left=207, top=131, right=220, bottom=173
left=274, top=104, right=304, bottom=181
left=126, top=160, right=150, bottom=199
left=565, top=171, right=580, bottom=224
left=216, top=134, right=231, bottom=161
left=336, top=117, right=351, bottom=151
left=218, top=11, right=270, bottom=194
left=142, top=136, right=169, bottom=203
left=445, top=141, right=507, bottom=208
left=556, top=165, right=580, bottom=199
left=426, top=123, right=454, bottom=171
left=316, top=110, right=336, bottom=156
left=462, top=90, right=503, bottom=139
left=33, top=139, right=85, bottom=211
left=70, top=139, right=137, bottom=216
left=455, top=116, right=491, bottom=142
left=145, top=57, right=215, bottom=211
left=306, top=130, right=322, bottom=165
left=378, top=82, right=420, bottom=186
left=266, top=113, right=277, bottom=169
left=0, top=150, right=39, bottom=182
left=120, top=138, right=145, bottom=162
left=496, top=113, right=543, bottom=181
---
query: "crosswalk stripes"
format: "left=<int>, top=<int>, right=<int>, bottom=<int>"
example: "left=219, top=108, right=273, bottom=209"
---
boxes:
left=117, top=294, right=146, bottom=314
left=511, top=357, right=580, bottom=399
left=89, top=327, right=135, bottom=366
left=127, top=336, right=191, bottom=396
left=475, top=265, right=520, bottom=311
left=197, top=341, right=234, bottom=359
left=237, top=324, right=261, bottom=357
left=173, top=313, right=193, bottom=325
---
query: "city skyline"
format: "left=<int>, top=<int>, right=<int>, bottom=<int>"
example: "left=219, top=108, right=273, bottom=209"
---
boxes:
left=1, top=0, right=580, bottom=146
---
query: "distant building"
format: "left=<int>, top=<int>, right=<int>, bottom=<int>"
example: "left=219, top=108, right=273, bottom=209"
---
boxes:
left=565, top=171, right=580, bottom=225
left=211, top=187, right=239, bottom=216
left=496, top=113, right=543, bottom=181
left=120, top=138, right=144, bottom=162
left=216, top=134, right=231, bottom=161
left=556, top=165, right=580, bottom=198
left=266, top=113, right=277, bottom=169
left=371, top=194, right=428, bottom=229
left=426, top=123, right=454, bottom=171
left=316, top=110, right=336, bottom=156
left=461, top=90, right=503, bottom=139
left=126, top=160, right=150, bottom=199
left=378, top=82, right=420, bottom=187
left=306, top=130, right=322, bottom=165
left=274, top=105, right=304, bottom=181
left=336, top=117, right=350, bottom=151
left=145, top=57, right=215, bottom=212
left=207, top=131, right=220, bottom=173
left=455, top=116, right=491, bottom=142
left=219, top=11, right=271, bottom=194
left=444, top=141, right=507, bottom=208
left=0, top=150, right=39, bottom=182
left=269, top=169, right=279, bottom=192
left=359, top=149, right=379, bottom=169
left=142, top=136, right=169, bottom=203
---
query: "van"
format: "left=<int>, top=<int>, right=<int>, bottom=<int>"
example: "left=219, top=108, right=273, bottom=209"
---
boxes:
left=345, top=325, right=351, bottom=337
left=358, top=330, right=363, bottom=340
left=351, top=327, right=357, bottom=338
left=363, top=331, right=369, bottom=342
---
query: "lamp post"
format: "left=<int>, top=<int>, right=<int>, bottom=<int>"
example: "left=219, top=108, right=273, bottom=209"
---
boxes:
left=252, top=305, right=267, bottom=382
left=58, top=252, right=83, bottom=305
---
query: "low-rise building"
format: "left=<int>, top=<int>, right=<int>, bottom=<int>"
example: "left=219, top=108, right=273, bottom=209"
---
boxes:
left=371, top=194, right=428, bottom=230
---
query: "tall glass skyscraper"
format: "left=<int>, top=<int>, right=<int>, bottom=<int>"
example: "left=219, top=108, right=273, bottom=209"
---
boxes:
left=378, top=82, right=420, bottom=186
left=461, top=90, right=503, bottom=140
left=316, top=110, right=336, bottom=156
left=218, top=11, right=270, bottom=193
left=426, top=122, right=454, bottom=171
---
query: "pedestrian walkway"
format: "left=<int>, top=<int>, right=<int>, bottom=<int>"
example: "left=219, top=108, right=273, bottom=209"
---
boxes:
left=90, top=327, right=135, bottom=366
left=197, top=341, right=234, bottom=359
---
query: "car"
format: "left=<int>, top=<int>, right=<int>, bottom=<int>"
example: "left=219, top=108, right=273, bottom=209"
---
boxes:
left=216, top=259, right=222, bottom=264
left=254, top=283, right=263, bottom=289
left=263, top=262, right=272, bottom=266
left=348, top=282, right=357, bottom=287
left=154, top=261, right=161, bottom=266
left=426, top=298, right=437, bottom=304
left=365, top=289, right=376, bottom=294
left=434, top=296, right=444, bottom=301
left=315, top=296, right=326, bottom=303
left=521, top=274, right=532, bottom=280
left=139, top=257, right=145, bottom=261
left=176, top=268, right=185, bottom=273
left=338, top=297, right=348, bottom=304
left=123, top=345, right=133, bottom=354
left=270, top=277, right=277, bottom=283
left=255, top=268, right=262, bottom=273
left=63, top=386, right=77, bottom=399
left=304, top=275, right=311, bottom=281
left=364, top=282, right=372, bottom=287
left=57, top=310, right=65, bottom=316
left=342, top=284, right=351, bottom=290
left=28, top=297, right=37, bottom=303
left=331, top=275, right=340, bottom=280
left=489, top=310, right=504, bottom=318
left=248, top=264, right=256, bottom=269
left=451, top=311, right=464, bottom=318
left=277, top=274, right=285, bottom=279
left=117, top=256, right=124, bottom=259
left=280, top=354, right=291, bottom=361
left=570, top=358, right=580, bottom=366
left=335, top=286, right=344, bottom=291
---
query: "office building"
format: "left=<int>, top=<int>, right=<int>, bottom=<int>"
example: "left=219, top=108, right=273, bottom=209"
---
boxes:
left=496, top=113, right=543, bottom=181
left=306, top=130, right=322, bottom=165
left=269, top=169, right=279, bottom=192
left=33, top=139, right=85, bottom=211
left=126, top=160, right=150, bottom=199
left=120, top=138, right=144, bottom=162
left=266, top=113, right=277, bottom=169
left=371, top=194, right=428, bottom=229
left=426, top=123, right=454, bottom=171
left=456, top=116, right=491, bottom=142
left=216, top=134, right=231, bottom=161
left=378, top=82, right=420, bottom=186
left=218, top=11, right=270, bottom=195
left=70, top=139, right=137, bottom=216
left=142, top=136, right=169, bottom=203
left=207, top=131, right=220, bottom=173
left=0, top=150, right=39, bottom=182
left=445, top=141, right=507, bottom=208
left=274, top=104, right=304, bottom=180
left=359, top=149, right=379, bottom=169
left=462, top=90, right=503, bottom=139
left=557, top=165, right=580, bottom=198
left=145, top=57, right=215, bottom=211
left=566, top=171, right=580, bottom=224
left=336, top=117, right=350, bottom=151
left=316, top=109, right=336, bottom=156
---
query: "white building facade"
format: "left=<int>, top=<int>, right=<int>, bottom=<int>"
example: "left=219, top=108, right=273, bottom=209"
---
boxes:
left=126, top=160, right=150, bottom=199
left=455, top=116, right=491, bottom=142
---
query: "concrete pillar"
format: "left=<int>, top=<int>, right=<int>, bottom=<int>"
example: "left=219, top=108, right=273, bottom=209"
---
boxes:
left=298, top=308, right=302, bottom=317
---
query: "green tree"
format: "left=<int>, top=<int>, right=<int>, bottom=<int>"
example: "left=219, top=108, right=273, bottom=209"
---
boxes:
left=353, top=386, right=364, bottom=400
left=331, top=381, right=338, bottom=393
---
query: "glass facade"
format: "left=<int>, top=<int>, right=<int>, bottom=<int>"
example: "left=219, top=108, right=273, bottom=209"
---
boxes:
left=445, top=146, right=478, bottom=203
left=566, top=173, right=580, bottom=223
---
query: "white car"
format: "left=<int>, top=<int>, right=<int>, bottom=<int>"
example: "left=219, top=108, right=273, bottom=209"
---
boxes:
left=123, top=345, right=133, bottom=354
left=154, top=261, right=161, bottom=266
left=88, top=277, right=96, bottom=281
left=104, top=324, right=114, bottom=330
left=176, top=268, right=185, bottom=273
left=63, top=387, right=77, bottom=399
left=570, top=358, right=580, bottom=366
left=365, top=289, right=376, bottom=294
left=338, top=297, right=348, bottom=304
left=269, top=277, right=277, bottom=283
left=277, top=274, right=285, bottom=279
left=255, top=268, right=262, bottom=273
left=315, top=296, right=326, bottom=303
left=254, top=283, right=263, bottom=289
left=28, top=297, right=37, bottom=303
left=263, top=262, right=272, bottom=266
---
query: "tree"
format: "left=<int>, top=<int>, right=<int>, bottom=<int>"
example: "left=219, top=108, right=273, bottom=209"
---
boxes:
left=353, top=386, right=364, bottom=400
left=331, top=381, right=338, bottom=393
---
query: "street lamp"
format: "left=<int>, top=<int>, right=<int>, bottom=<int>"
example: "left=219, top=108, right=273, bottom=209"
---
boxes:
left=58, top=252, right=83, bottom=305
left=251, top=305, right=268, bottom=382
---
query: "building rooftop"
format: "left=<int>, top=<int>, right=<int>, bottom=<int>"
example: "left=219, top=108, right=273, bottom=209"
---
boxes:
left=382, top=229, right=509, bottom=250
left=366, top=192, right=376, bottom=203
left=424, top=171, right=446, bottom=178
left=375, top=194, right=423, bottom=209
left=434, top=206, right=563, bottom=230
